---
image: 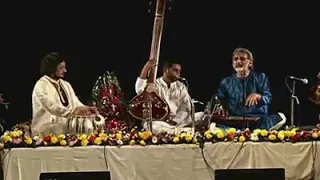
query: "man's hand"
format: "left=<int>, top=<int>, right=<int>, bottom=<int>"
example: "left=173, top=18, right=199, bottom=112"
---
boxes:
left=245, top=93, right=262, bottom=106
left=72, top=106, right=99, bottom=116
left=144, top=58, right=157, bottom=70
left=215, top=106, right=229, bottom=116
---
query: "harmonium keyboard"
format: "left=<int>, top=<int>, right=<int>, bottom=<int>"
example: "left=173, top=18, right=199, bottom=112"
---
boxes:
left=211, top=115, right=260, bottom=125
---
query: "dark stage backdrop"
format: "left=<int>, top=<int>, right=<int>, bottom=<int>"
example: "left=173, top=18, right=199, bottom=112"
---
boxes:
left=0, top=2, right=319, bottom=128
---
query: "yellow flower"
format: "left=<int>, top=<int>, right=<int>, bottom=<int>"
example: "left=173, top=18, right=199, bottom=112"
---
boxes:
left=204, top=130, right=211, bottom=136
left=312, top=132, right=319, bottom=139
left=253, top=129, right=261, bottom=134
left=283, top=130, right=289, bottom=137
left=16, top=130, right=23, bottom=136
left=277, top=131, right=285, bottom=141
left=139, top=131, right=150, bottom=140
left=216, top=131, right=224, bottom=139
left=99, top=133, right=108, bottom=141
left=173, top=136, right=180, bottom=143
left=239, top=135, right=246, bottom=142
left=58, top=134, right=66, bottom=140
left=205, top=132, right=213, bottom=139
left=260, top=129, right=268, bottom=137
left=60, top=140, right=67, bottom=146
left=185, top=134, right=193, bottom=142
left=0, top=143, right=4, bottom=150
left=145, top=130, right=152, bottom=136
left=268, top=134, right=277, bottom=141
left=10, top=131, right=19, bottom=137
left=226, top=128, right=236, bottom=134
left=115, top=133, right=122, bottom=140
left=94, top=137, right=102, bottom=145
left=51, top=136, right=58, bottom=144
left=290, top=130, right=296, bottom=136
left=24, top=136, right=33, bottom=145
left=129, top=140, right=135, bottom=145
left=180, top=132, right=187, bottom=138
left=79, top=134, right=88, bottom=141
left=139, top=140, right=146, bottom=146
left=3, top=135, right=12, bottom=143
left=81, top=139, right=89, bottom=146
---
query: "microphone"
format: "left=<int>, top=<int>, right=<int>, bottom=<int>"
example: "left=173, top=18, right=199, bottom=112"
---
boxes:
left=288, top=76, right=308, bottom=84
left=177, top=77, right=186, bottom=82
left=177, top=77, right=189, bottom=88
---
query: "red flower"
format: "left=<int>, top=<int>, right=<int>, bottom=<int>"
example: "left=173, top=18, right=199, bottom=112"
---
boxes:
left=113, top=97, right=120, bottom=103
left=43, top=136, right=51, bottom=142
left=228, top=132, right=236, bottom=139
left=301, top=131, right=310, bottom=138
left=242, top=129, right=251, bottom=137
left=292, top=133, right=301, bottom=141
left=90, top=135, right=96, bottom=141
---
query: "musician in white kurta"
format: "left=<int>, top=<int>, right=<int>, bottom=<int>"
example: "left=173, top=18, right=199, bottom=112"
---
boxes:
left=135, top=59, right=204, bottom=133
left=31, top=52, right=96, bottom=136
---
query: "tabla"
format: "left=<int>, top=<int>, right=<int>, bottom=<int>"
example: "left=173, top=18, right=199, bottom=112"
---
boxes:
left=65, top=114, right=105, bottom=135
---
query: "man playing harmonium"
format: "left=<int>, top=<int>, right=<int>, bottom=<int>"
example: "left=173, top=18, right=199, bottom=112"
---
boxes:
left=212, top=47, right=286, bottom=130
left=135, top=59, right=204, bottom=133
left=31, top=52, right=99, bottom=136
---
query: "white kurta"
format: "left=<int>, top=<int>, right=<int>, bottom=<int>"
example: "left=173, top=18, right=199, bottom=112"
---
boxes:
left=31, top=75, right=84, bottom=136
left=135, top=77, right=204, bottom=133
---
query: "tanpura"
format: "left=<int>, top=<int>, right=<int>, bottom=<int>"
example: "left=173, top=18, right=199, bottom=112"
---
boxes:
left=129, top=0, right=171, bottom=126
left=309, top=72, right=320, bottom=105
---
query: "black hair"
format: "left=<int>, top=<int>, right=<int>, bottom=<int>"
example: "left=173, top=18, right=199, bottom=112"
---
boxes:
left=162, top=59, right=182, bottom=70
left=40, top=52, right=65, bottom=76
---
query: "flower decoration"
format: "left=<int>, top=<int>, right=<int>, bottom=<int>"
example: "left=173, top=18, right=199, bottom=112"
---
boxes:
left=1, top=122, right=320, bottom=150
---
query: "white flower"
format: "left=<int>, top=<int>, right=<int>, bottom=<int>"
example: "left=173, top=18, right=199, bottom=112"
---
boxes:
left=117, top=140, right=123, bottom=145
left=33, top=136, right=40, bottom=141
left=123, top=134, right=130, bottom=141
left=152, top=136, right=158, bottom=144
left=250, top=132, right=259, bottom=141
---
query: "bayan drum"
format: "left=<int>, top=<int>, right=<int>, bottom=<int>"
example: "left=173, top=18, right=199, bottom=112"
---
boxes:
left=65, top=114, right=105, bottom=135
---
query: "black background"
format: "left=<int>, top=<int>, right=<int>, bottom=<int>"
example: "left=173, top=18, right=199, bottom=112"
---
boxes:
left=0, top=1, right=319, bottom=128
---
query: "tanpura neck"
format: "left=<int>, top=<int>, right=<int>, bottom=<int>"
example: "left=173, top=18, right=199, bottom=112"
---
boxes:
left=236, top=70, right=251, bottom=78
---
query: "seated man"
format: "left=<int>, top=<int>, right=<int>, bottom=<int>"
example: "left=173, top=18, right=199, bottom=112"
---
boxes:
left=213, top=47, right=286, bottom=130
left=135, top=59, right=204, bottom=133
left=31, top=52, right=98, bottom=136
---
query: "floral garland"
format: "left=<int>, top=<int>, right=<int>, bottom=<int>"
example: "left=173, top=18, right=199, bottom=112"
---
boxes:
left=1, top=125, right=320, bottom=150
left=91, top=71, right=129, bottom=132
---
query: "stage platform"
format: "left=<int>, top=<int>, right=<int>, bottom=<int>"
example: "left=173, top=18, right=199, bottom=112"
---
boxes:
left=1, top=142, right=320, bottom=180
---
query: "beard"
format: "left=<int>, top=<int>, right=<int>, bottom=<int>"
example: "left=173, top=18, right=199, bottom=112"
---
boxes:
left=168, top=75, right=179, bottom=82
left=233, top=62, right=250, bottom=72
left=234, top=67, right=245, bottom=72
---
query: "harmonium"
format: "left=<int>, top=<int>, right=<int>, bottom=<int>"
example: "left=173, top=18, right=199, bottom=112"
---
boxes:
left=211, top=115, right=260, bottom=126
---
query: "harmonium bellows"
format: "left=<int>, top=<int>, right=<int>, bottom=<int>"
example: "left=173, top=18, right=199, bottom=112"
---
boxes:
left=211, top=115, right=260, bottom=125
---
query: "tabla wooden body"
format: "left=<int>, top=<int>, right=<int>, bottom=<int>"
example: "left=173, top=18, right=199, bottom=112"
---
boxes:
left=65, top=114, right=105, bottom=135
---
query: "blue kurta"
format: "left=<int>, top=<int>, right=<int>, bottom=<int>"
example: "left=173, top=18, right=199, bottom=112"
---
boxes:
left=216, top=71, right=283, bottom=130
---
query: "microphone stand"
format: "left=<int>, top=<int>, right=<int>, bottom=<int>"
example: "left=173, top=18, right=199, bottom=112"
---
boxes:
left=147, top=101, right=153, bottom=132
left=181, top=78, right=195, bottom=136
left=288, top=80, right=300, bottom=129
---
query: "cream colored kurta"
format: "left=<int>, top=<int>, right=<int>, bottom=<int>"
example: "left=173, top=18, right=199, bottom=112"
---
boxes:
left=31, top=75, right=84, bottom=136
left=135, top=77, right=204, bottom=133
